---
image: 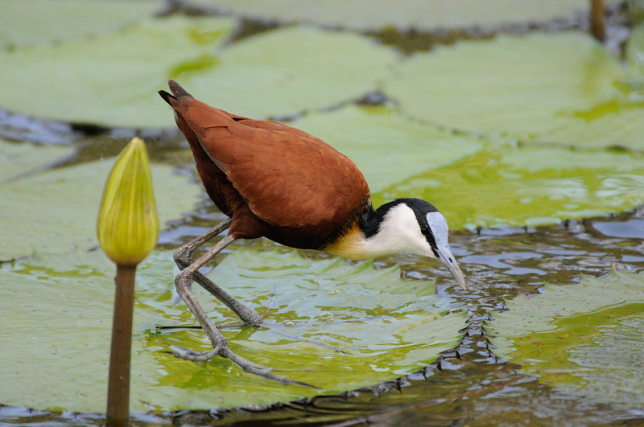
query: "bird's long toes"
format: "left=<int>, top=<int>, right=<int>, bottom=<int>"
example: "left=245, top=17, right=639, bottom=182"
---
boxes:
left=168, top=341, right=318, bottom=388
left=221, top=346, right=320, bottom=389
left=169, top=345, right=218, bottom=362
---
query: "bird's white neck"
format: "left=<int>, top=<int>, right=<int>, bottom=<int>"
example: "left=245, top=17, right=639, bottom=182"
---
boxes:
left=324, top=203, right=435, bottom=260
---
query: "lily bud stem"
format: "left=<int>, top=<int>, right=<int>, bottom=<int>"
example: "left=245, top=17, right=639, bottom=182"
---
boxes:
left=106, top=264, right=137, bottom=427
left=590, top=0, right=605, bottom=42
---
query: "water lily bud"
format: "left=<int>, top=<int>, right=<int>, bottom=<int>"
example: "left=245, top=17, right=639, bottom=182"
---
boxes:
left=97, top=137, right=159, bottom=266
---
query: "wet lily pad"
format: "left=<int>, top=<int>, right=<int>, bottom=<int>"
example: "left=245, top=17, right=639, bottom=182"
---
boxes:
left=0, top=15, right=236, bottom=129
left=381, top=145, right=644, bottom=230
left=535, top=101, right=644, bottom=151
left=0, top=137, right=74, bottom=182
left=486, top=270, right=644, bottom=406
left=0, top=20, right=396, bottom=128
left=292, top=105, right=484, bottom=196
left=0, top=140, right=201, bottom=260
left=0, top=0, right=162, bottom=48
left=184, top=26, right=397, bottom=119
left=0, top=248, right=465, bottom=412
left=185, top=0, right=621, bottom=32
left=626, top=23, right=644, bottom=94
left=629, top=24, right=644, bottom=70
left=290, top=106, right=644, bottom=229
left=385, top=32, right=633, bottom=146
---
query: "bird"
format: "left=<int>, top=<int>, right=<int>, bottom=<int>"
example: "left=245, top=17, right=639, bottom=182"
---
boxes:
left=159, top=80, right=466, bottom=386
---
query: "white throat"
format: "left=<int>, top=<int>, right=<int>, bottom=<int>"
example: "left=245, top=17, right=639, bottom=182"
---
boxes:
left=326, top=204, right=437, bottom=260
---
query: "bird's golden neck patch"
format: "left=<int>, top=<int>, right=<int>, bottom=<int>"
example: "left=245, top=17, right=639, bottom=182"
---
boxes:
left=321, top=196, right=373, bottom=259
left=323, top=222, right=370, bottom=260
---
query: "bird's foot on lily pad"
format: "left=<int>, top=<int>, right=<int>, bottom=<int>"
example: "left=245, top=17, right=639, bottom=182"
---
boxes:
left=168, top=344, right=318, bottom=388
left=169, top=345, right=219, bottom=362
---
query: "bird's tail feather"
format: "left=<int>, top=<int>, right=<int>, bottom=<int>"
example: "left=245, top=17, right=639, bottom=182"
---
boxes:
left=158, top=80, right=193, bottom=108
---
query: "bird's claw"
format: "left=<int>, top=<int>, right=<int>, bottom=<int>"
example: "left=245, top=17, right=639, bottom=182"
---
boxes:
left=169, top=345, right=218, bottom=362
left=168, top=344, right=319, bottom=388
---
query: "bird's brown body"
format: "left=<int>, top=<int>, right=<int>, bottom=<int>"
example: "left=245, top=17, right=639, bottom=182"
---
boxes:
left=161, top=81, right=371, bottom=250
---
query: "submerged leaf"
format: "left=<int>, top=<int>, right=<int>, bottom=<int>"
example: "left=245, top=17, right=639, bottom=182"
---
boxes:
left=487, top=270, right=644, bottom=406
left=0, top=248, right=464, bottom=412
left=0, top=140, right=200, bottom=261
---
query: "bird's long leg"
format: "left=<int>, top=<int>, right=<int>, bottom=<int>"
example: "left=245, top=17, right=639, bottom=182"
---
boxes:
left=174, top=233, right=314, bottom=387
left=173, top=218, right=263, bottom=326
left=173, top=218, right=232, bottom=270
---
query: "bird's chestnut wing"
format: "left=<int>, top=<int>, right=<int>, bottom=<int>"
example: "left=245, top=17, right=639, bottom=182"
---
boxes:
left=180, top=98, right=370, bottom=229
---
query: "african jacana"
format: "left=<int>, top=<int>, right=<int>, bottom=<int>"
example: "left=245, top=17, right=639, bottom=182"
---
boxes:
left=159, top=80, right=466, bottom=386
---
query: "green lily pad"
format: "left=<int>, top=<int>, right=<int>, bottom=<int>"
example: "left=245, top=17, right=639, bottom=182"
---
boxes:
left=0, top=20, right=396, bottom=129
left=385, top=32, right=632, bottom=145
left=534, top=101, right=644, bottom=151
left=185, top=0, right=621, bottom=32
left=486, top=270, right=644, bottom=406
left=0, top=139, right=201, bottom=260
left=0, top=0, right=162, bottom=48
left=0, top=15, right=235, bottom=129
left=183, top=26, right=397, bottom=119
left=292, top=105, right=484, bottom=196
left=0, top=137, right=74, bottom=182
left=0, top=248, right=465, bottom=412
left=625, top=23, right=644, bottom=95
left=629, top=24, right=644, bottom=72
left=382, top=145, right=644, bottom=230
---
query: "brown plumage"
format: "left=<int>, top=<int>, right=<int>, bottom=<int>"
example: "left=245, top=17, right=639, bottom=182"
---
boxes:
left=159, top=80, right=370, bottom=250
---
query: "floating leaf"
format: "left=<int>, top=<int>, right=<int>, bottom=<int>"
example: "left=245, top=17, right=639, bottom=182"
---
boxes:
left=0, top=21, right=396, bottom=129
left=0, top=248, right=465, bottom=412
left=385, top=32, right=633, bottom=146
left=183, top=26, right=397, bottom=119
left=286, top=106, right=644, bottom=229
left=629, top=24, right=644, bottom=70
left=535, top=101, right=644, bottom=151
left=625, top=23, right=644, bottom=95
left=0, top=15, right=235, bottom=128
left=382, top=145, right=644, bottom=230
left=185, top=0, right=621, bottom=32
left=529, top=24, right=644, bottom=151
left=0, top=140, right=200, bottom=260
left=0, top=0, right=162, bottom=48
left=0, top=249, right=164, bottom=414
left=292, top=105, right=484, bottom=197
left=487, top=270, right=644, bottom=406
left=0, top=137, right=74, bottom=182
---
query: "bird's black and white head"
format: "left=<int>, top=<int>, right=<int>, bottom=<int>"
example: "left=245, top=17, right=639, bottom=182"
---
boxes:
left=325, top=198, right=466, bottom=290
